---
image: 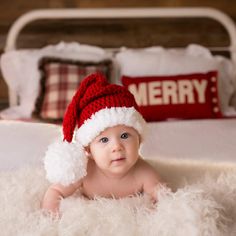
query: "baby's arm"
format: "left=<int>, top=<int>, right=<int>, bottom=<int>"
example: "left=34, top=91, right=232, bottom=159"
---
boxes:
left=41, top=181, right=81, bottom=214
left=137, top=160, right=162, bottom=203
left=143, top=174, right=161, bottom=203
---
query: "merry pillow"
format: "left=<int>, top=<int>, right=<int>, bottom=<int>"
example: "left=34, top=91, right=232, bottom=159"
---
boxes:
left=116, top=44, right=236, bottom=114
left=122, top=71, right=222, bottom=121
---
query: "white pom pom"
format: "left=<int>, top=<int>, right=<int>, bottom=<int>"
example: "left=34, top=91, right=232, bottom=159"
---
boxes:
left=44, top=140, right=88, bottom=186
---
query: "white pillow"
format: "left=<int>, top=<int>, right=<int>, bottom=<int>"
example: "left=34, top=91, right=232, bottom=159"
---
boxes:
left=0, top=42, right=112, bottom=119
left=116, top=44, right=236, bottom=113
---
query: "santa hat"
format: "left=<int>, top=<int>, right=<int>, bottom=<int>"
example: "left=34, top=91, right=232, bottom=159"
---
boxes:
left=44, top=72, right=147, bottom=186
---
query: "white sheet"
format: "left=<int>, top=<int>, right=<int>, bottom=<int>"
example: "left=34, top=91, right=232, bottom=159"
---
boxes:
left=0, top=119, right=236, bottom=171
left=141, top=119, right=236, bottom=163
left=0, top=120, right=60, bottom=170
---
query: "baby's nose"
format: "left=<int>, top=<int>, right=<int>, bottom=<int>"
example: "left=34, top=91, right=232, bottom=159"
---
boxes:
left=112, top=139, right=123, bottom=152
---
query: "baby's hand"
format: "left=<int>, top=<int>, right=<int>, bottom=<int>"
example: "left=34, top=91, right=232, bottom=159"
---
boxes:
left=41, top=182, right=80, bottom=215
left=41, top=187, right=63, bottom=214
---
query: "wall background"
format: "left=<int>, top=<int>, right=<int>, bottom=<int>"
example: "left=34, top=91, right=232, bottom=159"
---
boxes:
left=0, top=0, right=235, bottom=108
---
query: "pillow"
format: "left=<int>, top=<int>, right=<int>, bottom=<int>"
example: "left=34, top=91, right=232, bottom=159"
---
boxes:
left=116, top=44, right=236, bottom=114
left=0, top=42, right=112, bottom=119
left=35, top=57, right=112, bottom=121
left=122, top=71, right=222, bottom=121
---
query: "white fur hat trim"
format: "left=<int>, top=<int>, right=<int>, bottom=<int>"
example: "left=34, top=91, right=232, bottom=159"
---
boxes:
left=44, top=139, right=88, bottom=186
left=75, top=107, right=147, bottom=146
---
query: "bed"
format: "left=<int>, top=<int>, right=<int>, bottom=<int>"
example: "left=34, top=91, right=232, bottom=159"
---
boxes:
left=1, top=7, right=236, bottom=235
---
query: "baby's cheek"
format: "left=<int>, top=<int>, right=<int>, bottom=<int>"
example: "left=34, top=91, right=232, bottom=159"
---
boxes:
left=95, top=157, right=109, bottom=168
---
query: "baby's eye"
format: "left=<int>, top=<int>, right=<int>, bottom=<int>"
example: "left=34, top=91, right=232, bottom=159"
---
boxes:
left=100, top=137, right=109, bottom=143
left=121, top=132, right=129, bottom=139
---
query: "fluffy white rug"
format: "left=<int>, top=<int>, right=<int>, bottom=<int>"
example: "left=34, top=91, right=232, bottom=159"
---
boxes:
left=1, top=160, right=236, bottom=236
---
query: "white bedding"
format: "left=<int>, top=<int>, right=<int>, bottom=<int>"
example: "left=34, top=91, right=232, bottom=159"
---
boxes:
left=0, top=120, right=60, bottom=170
left=1, top=120, right=236, bottom=235
left=1, top=119, right=236, bottom=172
left=1, top=166, right=236, bottom=236
left=141, top=118, right=236, bottom=163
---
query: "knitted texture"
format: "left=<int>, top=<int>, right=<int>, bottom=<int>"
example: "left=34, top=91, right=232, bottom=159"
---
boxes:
left=63, top=72, right=140, bottom=143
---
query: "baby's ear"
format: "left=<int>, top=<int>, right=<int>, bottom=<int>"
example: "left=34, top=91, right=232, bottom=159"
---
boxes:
left=84, top=146, right=91, bottom=157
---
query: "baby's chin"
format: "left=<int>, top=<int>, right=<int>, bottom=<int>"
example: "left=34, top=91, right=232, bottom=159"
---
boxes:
left=106, top=163, right=137, bottom=178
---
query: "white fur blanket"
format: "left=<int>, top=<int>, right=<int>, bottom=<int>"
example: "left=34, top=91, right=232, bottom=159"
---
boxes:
left=1, top=160, right=236, bottom=236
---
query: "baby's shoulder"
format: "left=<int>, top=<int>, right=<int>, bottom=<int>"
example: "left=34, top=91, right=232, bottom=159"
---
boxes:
left=134, top=159, right=160, bottom=180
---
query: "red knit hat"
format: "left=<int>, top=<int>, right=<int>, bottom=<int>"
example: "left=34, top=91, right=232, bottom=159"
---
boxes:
left=44, top=73, right=146, bottom=185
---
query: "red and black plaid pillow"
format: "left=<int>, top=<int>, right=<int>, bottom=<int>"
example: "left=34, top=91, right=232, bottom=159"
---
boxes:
left=122, top=71, right=222, bottom=121
left=35, top=57, right=112, bottom=121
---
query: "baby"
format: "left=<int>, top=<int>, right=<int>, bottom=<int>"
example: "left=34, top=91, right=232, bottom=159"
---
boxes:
left=42, top=73, right=162, bottom=214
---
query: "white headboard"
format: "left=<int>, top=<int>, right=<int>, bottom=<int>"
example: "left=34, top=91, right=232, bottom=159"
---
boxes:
left=4, top=7, right=236, bottom=106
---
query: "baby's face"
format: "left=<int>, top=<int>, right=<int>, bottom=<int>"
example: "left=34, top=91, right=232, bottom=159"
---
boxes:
left=87, top=125, right=140, bottom=178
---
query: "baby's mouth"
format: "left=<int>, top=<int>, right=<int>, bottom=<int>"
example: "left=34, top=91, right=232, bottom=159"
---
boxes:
left=112, top=157, right=126, bottom=162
